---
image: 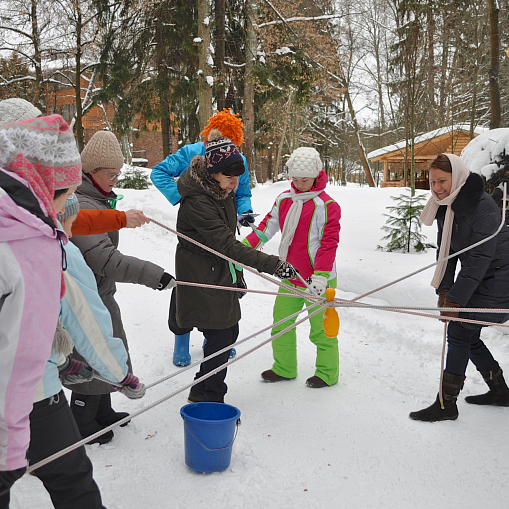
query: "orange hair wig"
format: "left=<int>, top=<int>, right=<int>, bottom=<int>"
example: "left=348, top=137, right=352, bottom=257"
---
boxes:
left=201, top=109, right=245, bottom=147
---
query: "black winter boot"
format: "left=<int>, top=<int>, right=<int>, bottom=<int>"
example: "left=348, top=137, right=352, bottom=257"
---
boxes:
left=96, top=393, right=131, bottom=427
left=71, top=393, right=114, bottom=445
left=409, top=372, right=466, bottom=422
left=465, top=364, right=509, bottom=407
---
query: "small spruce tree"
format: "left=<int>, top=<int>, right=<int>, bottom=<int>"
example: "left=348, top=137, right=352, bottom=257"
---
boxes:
left=115, top=166, right=152, bottom=190
left=377, top=191, right=435, bottom=253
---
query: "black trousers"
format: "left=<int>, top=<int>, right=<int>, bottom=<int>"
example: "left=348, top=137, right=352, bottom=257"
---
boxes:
left=168, top=288, right=193, bottom=336
left=190, top=324, right=239, bottom=402
left=0, top=391, right=105, bottom=509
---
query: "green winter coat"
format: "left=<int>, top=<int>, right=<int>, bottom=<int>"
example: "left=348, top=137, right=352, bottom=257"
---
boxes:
left=175, top=156, right=279, bottom=330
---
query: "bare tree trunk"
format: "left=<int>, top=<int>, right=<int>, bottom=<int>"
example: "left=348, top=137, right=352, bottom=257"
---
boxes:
left=243, top=0, right=257, bottom=186
left=214, top=0, right=226, bottom=111
left=438, top=13, right=449, bottom=120
left=343, top=87, right=375, bottom=187
left=275, top=90, right=294, bottom=182
left=427, top=4, right=435, bottom=124
left=488, top=0, right=501, bottom=129
left=75, top=3, right=84, bottom=151
left=30, top=0, right=44, bottom=111
left=267, top=145, right=273, bottom=182
left=198, top=0, right=213, bottom=130
left=161, top=99, right=172, bottom=158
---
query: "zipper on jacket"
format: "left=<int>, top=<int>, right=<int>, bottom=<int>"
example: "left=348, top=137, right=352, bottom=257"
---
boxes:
left=204, top=266, right=215, bottom=284
left=57, top=231, right=67, bottom=271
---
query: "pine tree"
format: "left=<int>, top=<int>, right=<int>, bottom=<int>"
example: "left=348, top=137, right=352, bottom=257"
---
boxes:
left=115, top=166, right=152, bottom=190
left=377, top=191, right=435, bottom=253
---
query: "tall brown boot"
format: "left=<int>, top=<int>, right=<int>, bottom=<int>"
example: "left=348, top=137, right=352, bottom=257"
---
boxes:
left=465, top=363, right=509, bottom=407
left=409, top=372, right=466, bottom=422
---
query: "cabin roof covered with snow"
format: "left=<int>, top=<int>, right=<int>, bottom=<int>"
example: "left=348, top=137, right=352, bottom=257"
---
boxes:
left=367, top=125, right=488, bottom=161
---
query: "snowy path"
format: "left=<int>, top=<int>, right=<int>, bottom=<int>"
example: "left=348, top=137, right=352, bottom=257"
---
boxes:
left=10, top=183, right=509, bottom=508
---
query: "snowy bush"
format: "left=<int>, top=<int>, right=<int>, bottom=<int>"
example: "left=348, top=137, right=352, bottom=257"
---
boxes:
left=461, top=128, right=509, bottom=182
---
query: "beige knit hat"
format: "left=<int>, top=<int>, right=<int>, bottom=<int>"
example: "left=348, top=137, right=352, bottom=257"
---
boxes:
left=80, top=130, right=124, bottom=173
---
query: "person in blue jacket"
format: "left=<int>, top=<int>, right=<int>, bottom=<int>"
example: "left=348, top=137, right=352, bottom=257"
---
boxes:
left=151, top=109, right=255, bottom=366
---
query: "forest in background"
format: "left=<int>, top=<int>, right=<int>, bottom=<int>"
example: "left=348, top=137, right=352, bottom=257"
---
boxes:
left=1, top=0, right=508, bottom=187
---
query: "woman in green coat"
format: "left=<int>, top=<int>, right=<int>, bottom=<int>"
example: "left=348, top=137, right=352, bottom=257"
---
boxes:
left=175, top=129, right=297, bottom=403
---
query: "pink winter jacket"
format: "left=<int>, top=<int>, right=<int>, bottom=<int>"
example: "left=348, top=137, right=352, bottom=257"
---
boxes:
left=0, top=168, right=63, bottom=471
left=245, top=170, right=341, bottom=287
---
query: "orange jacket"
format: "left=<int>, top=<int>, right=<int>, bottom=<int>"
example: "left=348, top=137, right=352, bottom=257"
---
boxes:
left=71, top=209, right=127, bottom=235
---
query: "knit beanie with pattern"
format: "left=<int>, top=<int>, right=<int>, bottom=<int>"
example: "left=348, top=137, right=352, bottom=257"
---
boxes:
left=205, top=128, right=243, bottom=174
left=0, top=113, right=82, bottom=202
left=81, top=130, right=124, bottom=173
left=0, top=113, right=82, bottom=300
left=57, top=192, right=80, bottom=221
left=286, top=147, right=322, bottom=178
left=0, top=98, right=42, bottom=127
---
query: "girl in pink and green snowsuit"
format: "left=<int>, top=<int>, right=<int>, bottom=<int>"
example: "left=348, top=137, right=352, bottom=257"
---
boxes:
left=244, top=147, right=341, bottom=388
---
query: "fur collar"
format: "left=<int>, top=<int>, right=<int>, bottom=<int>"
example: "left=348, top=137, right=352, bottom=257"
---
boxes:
left=452, top=172, right=485, bottom=216
left=188, top=156, right=230, bottom=201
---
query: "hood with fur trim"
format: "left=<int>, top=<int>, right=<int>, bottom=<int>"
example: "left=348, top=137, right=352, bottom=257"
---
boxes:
left=177, top=155, right=231, bottom=201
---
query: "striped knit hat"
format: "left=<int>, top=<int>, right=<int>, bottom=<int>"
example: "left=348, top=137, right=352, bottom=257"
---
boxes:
left=57, top=192, right=80, bottom=221
left=205, top=129, right=243, bottom=174
left=81, top=130, right=124, bottom=173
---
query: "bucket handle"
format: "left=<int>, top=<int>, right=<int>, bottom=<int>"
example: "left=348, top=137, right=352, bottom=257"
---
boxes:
left=183, top=418, right=241, bottom=452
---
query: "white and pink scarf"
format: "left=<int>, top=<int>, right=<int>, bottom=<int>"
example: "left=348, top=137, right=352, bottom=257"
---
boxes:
left=420, top=153, right=470, bottom=288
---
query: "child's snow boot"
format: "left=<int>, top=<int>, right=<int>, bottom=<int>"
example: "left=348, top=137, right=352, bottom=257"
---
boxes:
left=173, top=332, right=191, bottom=367
left=261, top=369, right=294, bottom=382
left=71, top=393, right=114, bottom=444
left=96, top=393, right=131, bottom=427
left=202, top=338, right=236, bottom=359
left=465, top=363, right=509, bottom=406
left=409, top=371, right=466, bottom=422
left=306, top=375, right=329, bottom=388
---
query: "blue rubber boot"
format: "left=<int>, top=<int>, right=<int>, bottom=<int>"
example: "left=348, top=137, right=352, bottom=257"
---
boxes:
left=173, top=333, right=191, bottom=367
left=202, top=338, right=236, bottom=359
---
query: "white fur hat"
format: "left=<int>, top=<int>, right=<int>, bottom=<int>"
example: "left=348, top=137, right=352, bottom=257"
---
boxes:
left=286, top=147, right=322, bottom=178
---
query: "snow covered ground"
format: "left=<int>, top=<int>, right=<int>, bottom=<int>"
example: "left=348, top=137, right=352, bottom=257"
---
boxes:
left=11, top=181, right=509, bottom=508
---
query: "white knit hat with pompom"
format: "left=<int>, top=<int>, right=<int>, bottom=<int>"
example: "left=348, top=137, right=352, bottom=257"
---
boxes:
left=286, top=147, right=322, bottom=178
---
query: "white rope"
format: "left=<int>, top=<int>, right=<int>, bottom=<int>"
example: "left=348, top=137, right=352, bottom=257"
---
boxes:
left=28, top=301, right=330, bottom=472
left=31, top=184, right=509, bottom=470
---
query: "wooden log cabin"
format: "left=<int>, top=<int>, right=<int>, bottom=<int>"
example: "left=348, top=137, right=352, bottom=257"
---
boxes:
left=368, top=126, right=487, bottom=190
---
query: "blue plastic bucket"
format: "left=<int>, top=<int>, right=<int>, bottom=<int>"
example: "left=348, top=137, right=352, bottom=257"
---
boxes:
left=180, top=402, right=241, bottom=473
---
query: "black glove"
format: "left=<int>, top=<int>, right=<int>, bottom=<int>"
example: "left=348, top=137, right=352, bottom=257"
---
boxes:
left=0, top=466, right=27, bottom=496
left=236, top=271, right=247, bottom=299
left=158, top=272, right=177, bottom=291
left=273, top=260, right=298, bottom=281
left=238, top=214, right=256, bottom=228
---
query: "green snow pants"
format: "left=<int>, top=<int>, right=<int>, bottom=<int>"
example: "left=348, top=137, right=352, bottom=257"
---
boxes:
left=271, top=278, right=339, bottom=386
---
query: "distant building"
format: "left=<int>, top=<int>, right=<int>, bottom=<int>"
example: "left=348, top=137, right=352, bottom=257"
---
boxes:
left=45, top=73, right=177, bottom=168
left=368, top=125, right=487, bottom=190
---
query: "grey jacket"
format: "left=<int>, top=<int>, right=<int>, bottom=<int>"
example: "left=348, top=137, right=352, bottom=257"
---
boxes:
left=67, top=172, right=164, bottom=394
